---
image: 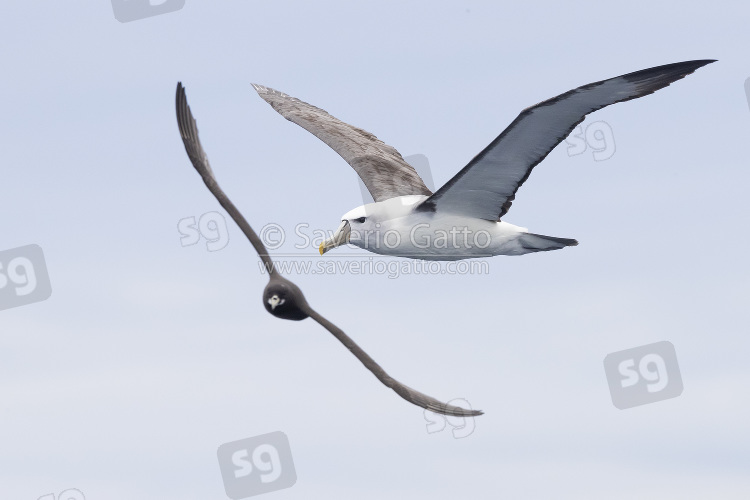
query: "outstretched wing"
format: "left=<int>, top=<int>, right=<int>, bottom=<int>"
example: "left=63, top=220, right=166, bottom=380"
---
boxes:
left=252, top=84, right=432, bottom=202
left=177, top=83, right=480, bottom=417
left=418, top=60, right=716, bottom=221
left=306, top=309, right=482, bottom=417
left=176, top=82, right=277, bottom=274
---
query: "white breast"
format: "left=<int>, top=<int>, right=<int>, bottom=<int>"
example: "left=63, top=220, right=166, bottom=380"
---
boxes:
left=352, top=196, right=528, bottom=261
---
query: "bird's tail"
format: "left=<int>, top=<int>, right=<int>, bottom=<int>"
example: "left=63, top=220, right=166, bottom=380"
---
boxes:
left=517, top=232, right=578, bottom=253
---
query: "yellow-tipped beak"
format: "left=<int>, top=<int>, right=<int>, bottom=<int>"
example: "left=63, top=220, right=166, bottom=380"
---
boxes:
left=319, top=220, right=351, bottom=256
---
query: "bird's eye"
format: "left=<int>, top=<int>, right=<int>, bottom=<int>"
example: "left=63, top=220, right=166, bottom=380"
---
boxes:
left=355, top=217, right=367, bottom=223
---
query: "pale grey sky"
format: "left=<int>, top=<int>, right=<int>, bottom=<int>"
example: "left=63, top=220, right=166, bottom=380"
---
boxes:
left=1, top=1, right=749, bottom=499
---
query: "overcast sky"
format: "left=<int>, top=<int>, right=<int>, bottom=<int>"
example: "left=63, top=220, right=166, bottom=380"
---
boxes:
left=2, top=1, right=749, bottom=499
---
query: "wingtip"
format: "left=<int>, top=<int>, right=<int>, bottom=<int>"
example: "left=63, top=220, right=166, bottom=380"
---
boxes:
left=686, top=59, right=718, bottom=70
left=673, top=59, right=717, bottom=76
left=175, top=82, right=185, bottom=113
left=251, top=84, right=294, bottom=102
left=618, top=59, right=716, bottom=94
left=653, top=59, right=717, bottom=76
left=176, top=82, right=188, bottom=105
left=425, top=400, right=484, bottom=417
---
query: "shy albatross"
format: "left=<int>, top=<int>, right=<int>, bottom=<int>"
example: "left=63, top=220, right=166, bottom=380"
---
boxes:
left=251, top=59, right=715, bottom=260
left=176, top=83, right=480, bottom=417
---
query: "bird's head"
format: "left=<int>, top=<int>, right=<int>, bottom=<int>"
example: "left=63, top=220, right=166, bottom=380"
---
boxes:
left=318, top=204, right=374, bottom=255
left=318, top=197, right=424, bottom=255
left=263, top=277, right=310, bottom=321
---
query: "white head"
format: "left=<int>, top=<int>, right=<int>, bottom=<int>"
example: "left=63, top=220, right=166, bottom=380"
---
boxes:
left=318, top=195, right=427, bottom=255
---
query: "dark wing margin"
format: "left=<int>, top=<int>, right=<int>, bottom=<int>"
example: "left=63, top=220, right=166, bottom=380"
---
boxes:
left=417, top=59, right=716, bottom=221
left=176, top=82, right=277, bottom=275
left=252, top=84, right=433, bottom=202
left=306, top=308, right=482, bottom=417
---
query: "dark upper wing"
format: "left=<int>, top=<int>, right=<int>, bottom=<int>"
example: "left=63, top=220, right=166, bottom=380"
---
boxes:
left=418, top=60, right=716, bottom=221
left=305, top=308, right=482, bottom=417
left=176, top=83, right=277, bottom=275
left=252, top=84, right=432, bottom=202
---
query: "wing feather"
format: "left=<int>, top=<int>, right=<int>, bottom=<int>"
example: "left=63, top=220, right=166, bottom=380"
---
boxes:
left=418, top=60, right=716, bottom=220
left=252, top=84, right=432, bottom=202
left=176, top=83, right=276, bottom=274
left=306, top=309, right=482, bottom=417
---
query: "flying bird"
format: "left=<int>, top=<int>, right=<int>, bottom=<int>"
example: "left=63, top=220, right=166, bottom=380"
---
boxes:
left=176, top=83, right=480, bottom=417
left=252, top=60, right=715, bottom=260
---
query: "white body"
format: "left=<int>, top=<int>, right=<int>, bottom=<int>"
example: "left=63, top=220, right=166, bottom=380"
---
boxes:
left=340, top=196, right=536, bottom=261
